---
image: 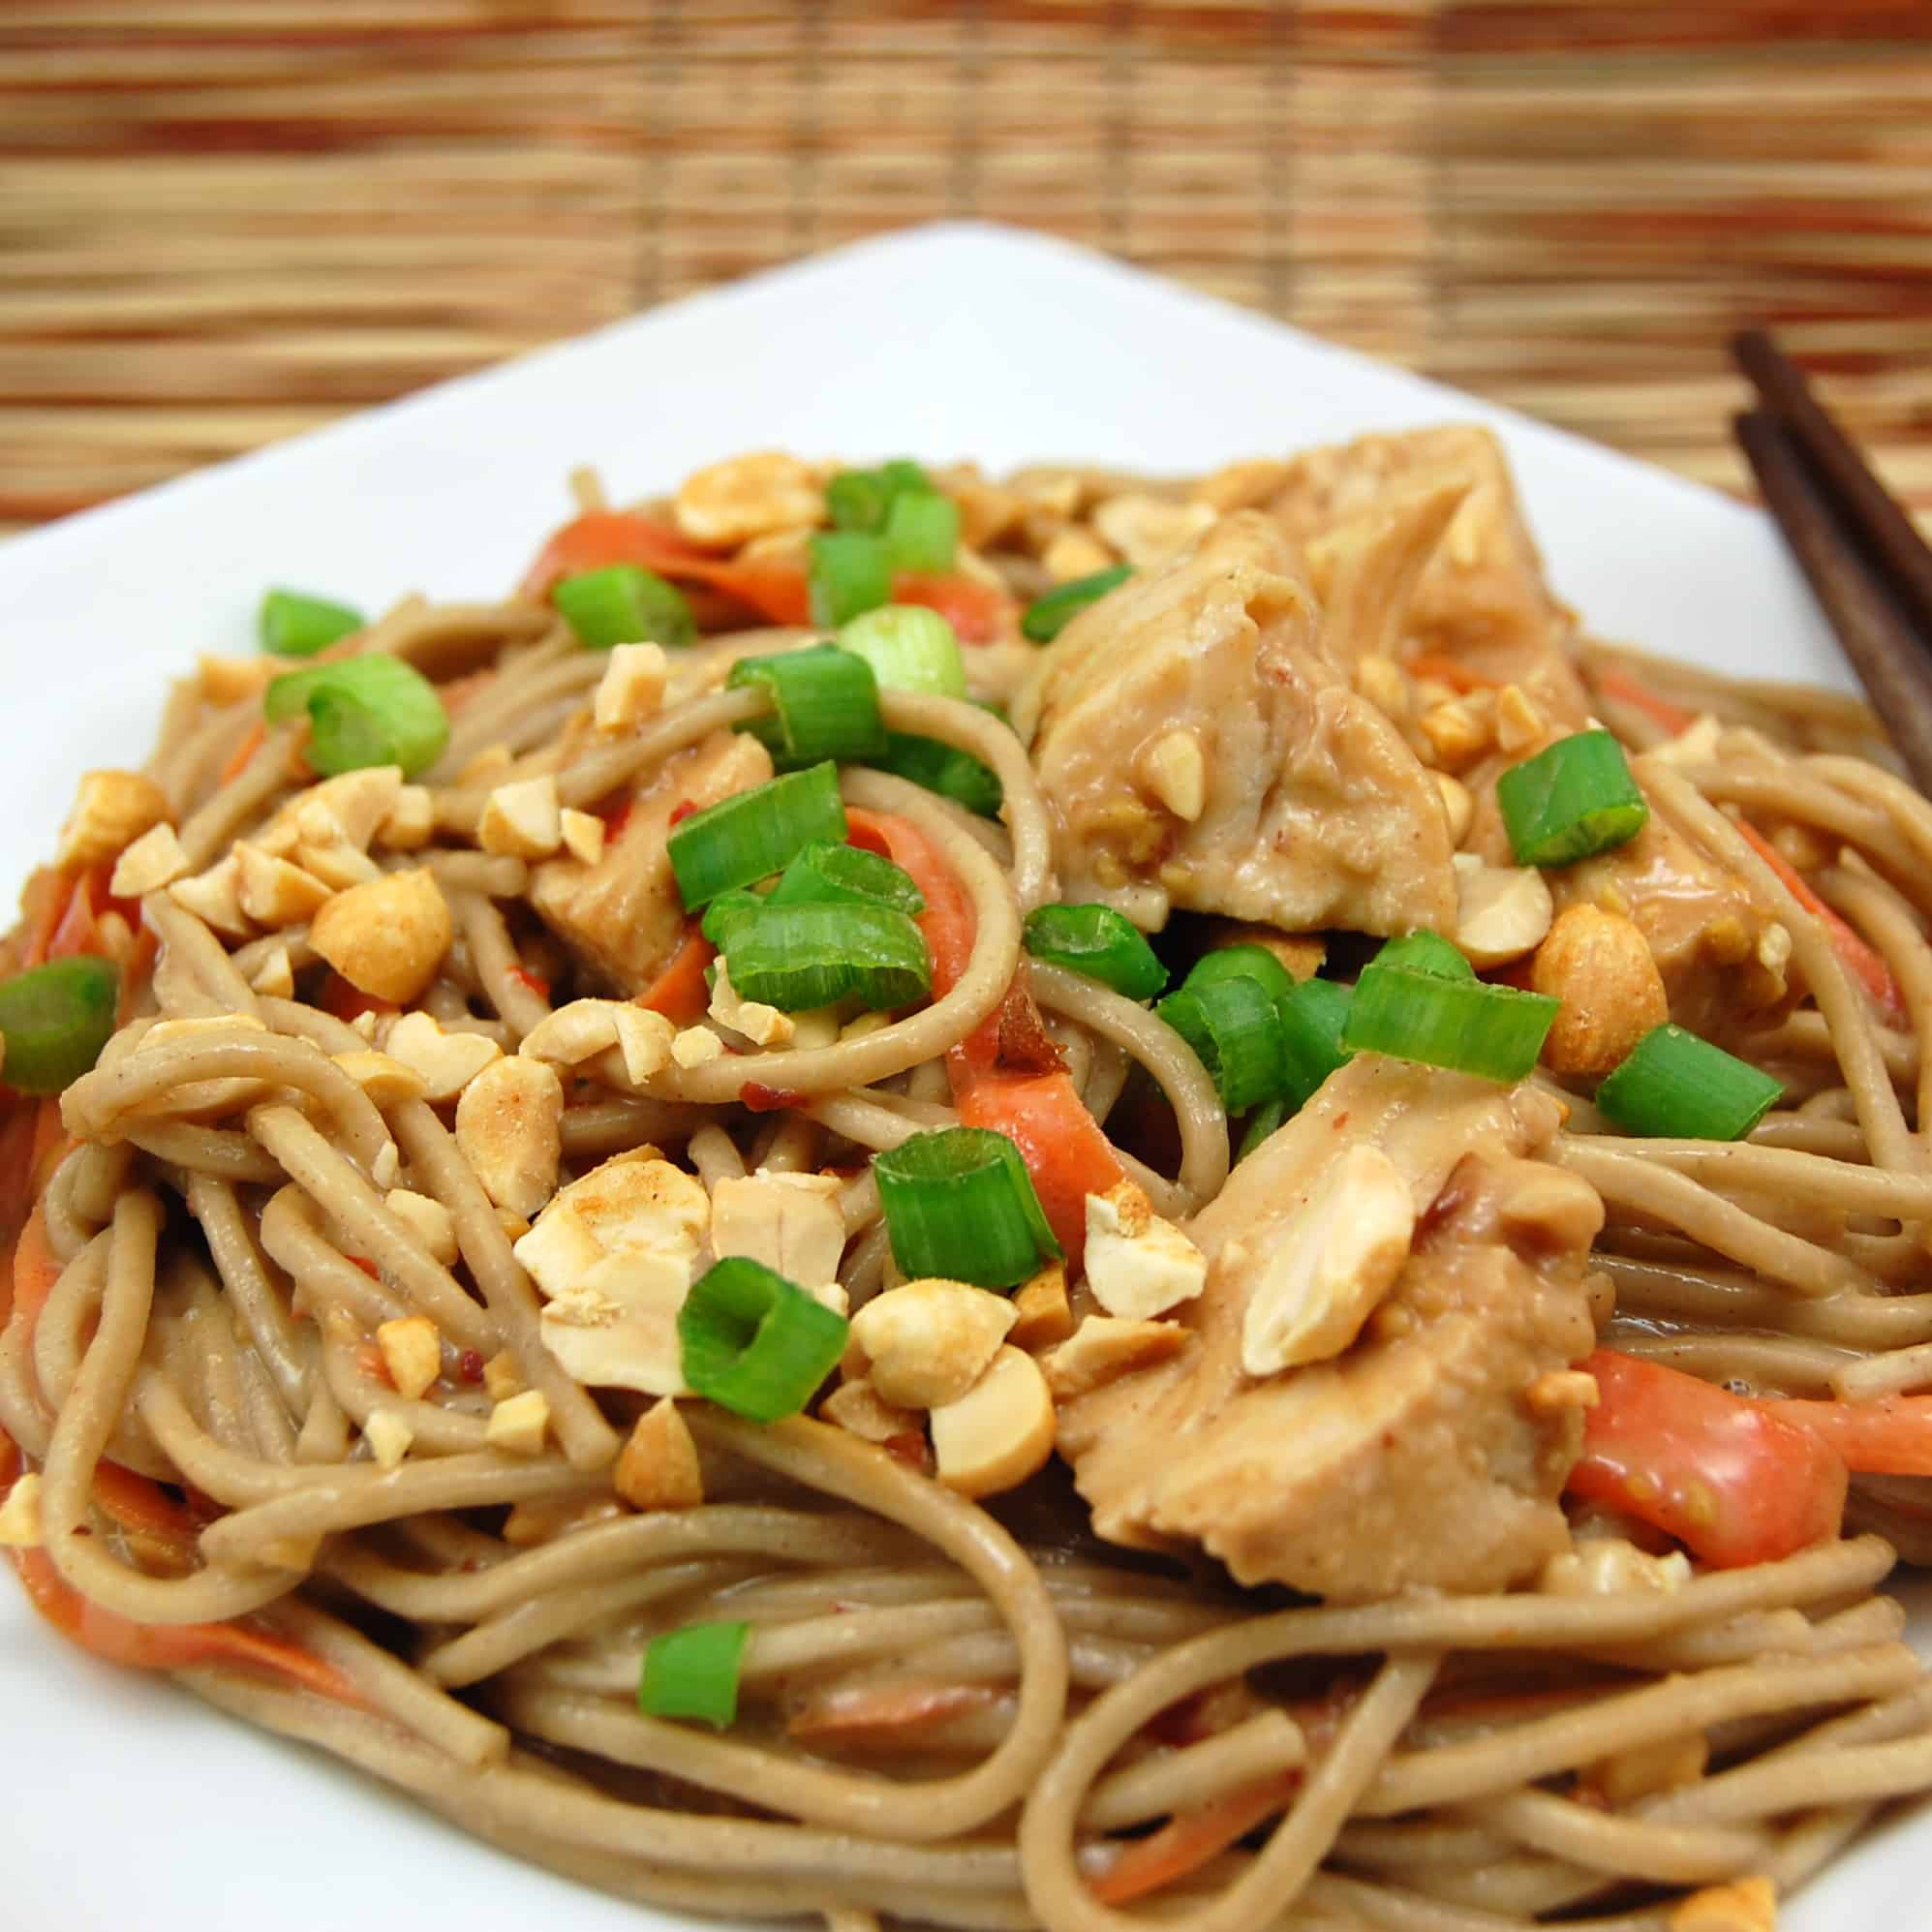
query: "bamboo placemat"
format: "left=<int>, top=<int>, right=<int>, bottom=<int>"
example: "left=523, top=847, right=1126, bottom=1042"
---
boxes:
left=5, top=1, right=1932, bottom=538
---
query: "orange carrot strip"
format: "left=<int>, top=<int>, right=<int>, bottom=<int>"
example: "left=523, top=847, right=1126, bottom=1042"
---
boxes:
left=1089, top=1769, right=1302, bottom=1905
left=218, top=718, right=268, bottom=788
left=787, top=1682, right=995, bottom=1742
left=1403, top=652, right=1496, bottom=695
left=636, top=926, right=717, bottom=1027
left=1593, top=664, right=1699, bottom=737
left=1735, top=820, right=1903, bottom=1019
left=89, top=1462, right=203, bottom=1544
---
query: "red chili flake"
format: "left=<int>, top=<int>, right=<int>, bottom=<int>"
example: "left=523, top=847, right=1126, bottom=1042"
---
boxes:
left=881, top=1431, right=932, bottom=1473
left=668, top=798, right=697, bottom=828
left=348, top=1256, right=380, bottom=1278
left=355, top=1340, right=393, bottom=1387
left=458, top=1348, right=486, bottom=1384
left=508, top=965, right=551, bottom=1001
left=595, top=791, right=635, bottom=839
left=741, top=1082, right=805, bottom=1113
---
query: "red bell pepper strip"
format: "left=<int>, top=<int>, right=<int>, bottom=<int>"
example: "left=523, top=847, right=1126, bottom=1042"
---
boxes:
left=1569, top=1349, right=1848, bottom=1568
left=1735, top=819, right=1903, bottom=1021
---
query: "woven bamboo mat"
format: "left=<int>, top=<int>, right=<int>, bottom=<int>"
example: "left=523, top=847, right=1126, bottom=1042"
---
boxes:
left=6, top=1, right=1932, bottom=539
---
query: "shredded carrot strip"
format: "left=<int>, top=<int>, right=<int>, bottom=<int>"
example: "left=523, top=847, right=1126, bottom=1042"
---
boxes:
left=1089, top=1769, right=1302, bottom=1905
left=1594, top=664, right=1698, bottom=737
left=636, top=925, right=717, bottom=1027
left=218, top=719, right=268, bottom=788
left=787, top=1682, right=995, bottom=1741
left=88, top=1462, right=204, bottom=1544
left=1735, top=819, right=1903, bottom=1019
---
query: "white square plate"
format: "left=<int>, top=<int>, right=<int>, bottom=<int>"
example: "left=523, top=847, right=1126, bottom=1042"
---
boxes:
left=0, top=222, right=1920, bottom=1930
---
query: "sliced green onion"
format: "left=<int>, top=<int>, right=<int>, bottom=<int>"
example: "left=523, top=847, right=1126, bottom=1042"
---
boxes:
left=639, top=1619, right=751, bottom=1729
left=1156, top=976, right=1284, bottom=1115
left=1021, top=564, right=1134, bottom=644
left=809, top=532, right=893, bottom=629
left=1277, top=976, right=1355, bottom=1111
left=1024, top=904, right=1166, bottom=1001
left=699, top=887, right=766, bottom=948
left=826, top=459, right=932, bottom=534
left=727, top=643, right=886, bottom=768
left=835, top=605, right=967, bottom=698
left=867, top=731, right=1002, bottom=817
left=263, top=654, right=448, bottom=779
left=723, top=902, right=931, bottom=1012
left=879, top=458, right=931, bottom=497
left=0, top=956, right=119, bottom=1094
left=1237, top=1096, right=1287, bottom=1162
left=1497, top=728, right=1649, bottom=868
left=1185, top=943, right=1296, bottom=1006
left=667, top=762, right=846, bottom=909
left=766, top=841, right=925, bottom=917
left=259, top=588, right=364, bottom=659
left=874, top=1127, right=1061, bottom=1289
left=1595, top=1023, right=1783, bottom=1142
left=553, top=563, right=696, bottom=650
left=1341, top=964, right=1557, bottom=1082
left=1372, top=931, right=1475, bottom=980
left=678, top=1256, right=849, bottom=1424
left=883, top=489, right=960, bottom=573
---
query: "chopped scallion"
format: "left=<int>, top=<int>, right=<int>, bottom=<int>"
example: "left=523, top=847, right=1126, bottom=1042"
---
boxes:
left=835, top=605, right=967, bottom=698
left=727, top=644, right=886, bottom=767
left=1372, top=931, right=1474, bottom=980
left=826, top=459, right=932, bottom=534
left=1341, top=964, right=1556, bottom=1082
left=882, top=488, right=960, bottom=573
left=1595, top=1023, right=1783, bottom=1141
left=766, top=841, right=926, bottom=917
left=699, top=887, right=766, bottom=948
left=667, top=762, right=847, bottom=909
left=1185, top=943, right=1297, bottom=1006
left=1277, top=976, right=1354, bottom=1111
left=553, top=563, right=696, bottom=650
left=723, top=901, right=931, bottom=1012
left=1237, top=1096, right=1287, bottom=1162
left=1156, top=975, right=1284, bottom=1115
left=638, top=1619, right=751, bottom=1728
left=867, top=731, right=1002, bottom=817
left=874, top=1127, right=1061, bottom=1289
left=1020, top=564, right=1134, bottom=644
left=258, top=588, right=364, bottom=659
left=1497, top=728, right=1649, bottom=868
left=0, top=956, right=119, bottom=1093
left=678, top=1257, right=849, bottom=1424
left=1023, top=904, right=1167, bottom=1001
left=809, top=532, right=893, bottom=629
left=263, top=654, right=448, bottom=779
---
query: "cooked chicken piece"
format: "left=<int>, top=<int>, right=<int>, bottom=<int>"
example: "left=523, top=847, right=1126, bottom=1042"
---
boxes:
left=1012, top=512, right=1457, bottom=936
left=529, top=728, right=773, bottom=995
left=1056, top=1056, right=1603, bottom=1601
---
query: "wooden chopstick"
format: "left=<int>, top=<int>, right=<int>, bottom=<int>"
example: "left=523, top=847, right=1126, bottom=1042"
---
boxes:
left=1729, top=330, right=1932, bottom=794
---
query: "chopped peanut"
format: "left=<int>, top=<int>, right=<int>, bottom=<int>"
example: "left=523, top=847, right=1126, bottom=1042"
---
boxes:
left=478, top=775, right=563, bottom=860
left=1008, top=1263, right=1075, bottom=1351
left=109, top=821, right=190, bottom=899
left=0, top=1471, right=43, bottom=1548
left=594, top=642, right=670, bottom=733
left=376, top=1315, right=443, bottom=1401
left=674, top=450, right=824, bottom=548
left=1453, top=854, right=1553, bottom=968
left=1531, top=904, right=1670, bottom=1080
left=709, top=960, right=793, bottom=1049
left=1355, top=653, right=1409, bottom=717
left=169, top=855, right=252, bottom=937
left=1418, top=695, right=1494, bottom=770
left=1525, top=1368, right=1600, bottom=1415
left=1241, top=1145, right=1414, bottom=1377
left=502, top=1494, right=626, bottom=1547
left=1670, top=1879, right=1774, bottom=1932
left=1494, top=682, right=1547, bottom=754
left=1190, top=456, right=1293, bottom=514
left=199, top=654, right=275, bottom=705
left=1042, top=1315, right=1188, bottom=1399
left=1084, top=1181, right=1208, bottom=1321
left=304, top=768, right=405, bottom=848
left=385, top=1188, right=459, bottom=1265
left=612, top=1005, right=675, bottom=1084
left=142, top=1013, right=266, bottom=1047
left=1595, top=1730, right=1710, bottom=1809
left=249, top=944, right=295, bottom=1000
left=711, top=1171, right=845, bottom=1290
left=559, top=807, right=605, bottom=866
left=1434, top=771, right=1474, bottom=846
left=1542, top=1537, right=1691, bottom=1599
left=369, top=786, right=429, bottom=852
left=371, top=1140, right=401, bottom=1189
left=482, top=1350, right=524, bottom=1403
left=849, top=1278, right=1018, bottom=1409
left=930, top=1346, right=1057, bottom=1499
left=294, top=830, right=382, bottom=891
left=309, top=868, right=452, bottom=1003
left=671, top=1026, right=725, bottom=1068
left=57, top=769, right=170, bottom=870
left=820, top=1377, right=922, bottom=1444
left=520, top=997, right=623, bottom=1068
left=363, top=1409, right=414, bottom=1471
left=1090, top=493, right=1216, bottom=567
left=454, top=1056, right=564, bottom=1218
left=332, top=1049, right=429, bottom=1109
left=1142, top=728, right=1207, bottom=822
left=613, top=1397, right=704, bottom=1512
left=1042, top=527, right=1117, bottom=583
left=485, top=1388, right=551, bottom=1457
left=459, top=744, right=514, bottom=786
left=381, top=1011, right=504, bottom=1102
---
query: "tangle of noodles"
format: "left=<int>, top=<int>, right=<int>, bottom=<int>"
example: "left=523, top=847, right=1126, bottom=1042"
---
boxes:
left=6, top=445, right=1932, bottom=1932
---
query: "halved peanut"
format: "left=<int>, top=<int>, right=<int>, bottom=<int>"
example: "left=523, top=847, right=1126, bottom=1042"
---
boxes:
left=385, top=1188, right=459, bottom=1266
left=674, top=450, right=824, bottom=548
left=333, top=1049, right=429, bottom=1109
left=1042, top=1315, right=1187, bottom=1399
left=1453, top=855, right=1553, bottom=969
left=1531, top=904, right=1670, bottom=1080
left=614, top=1397, right=703, bottom=1511
left=376, top=1314, right=443, bottom=1401
left=454, top=1055, right=564, bottom=1218
left=850, top=1278, right=1018, bottom=1410
left=930, top=1346, right=1056, bottom=1498
left=1241, top=1145, right=1415, bottom=1377
left=57, top=769, right=170, bottom=870
left=382, top=1010, right=504, bottom=1102
left=309, top=868, right=452, bottom=1003
left=520, top=998, right=623, bottom=1068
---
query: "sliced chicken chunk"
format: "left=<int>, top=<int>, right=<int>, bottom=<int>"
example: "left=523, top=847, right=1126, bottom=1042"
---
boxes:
left=529, top=728, right=772, bottom=995
left=1012, top=512, right=1457, bottom=937
left=1056, top=1057, right=1603, bottom=1601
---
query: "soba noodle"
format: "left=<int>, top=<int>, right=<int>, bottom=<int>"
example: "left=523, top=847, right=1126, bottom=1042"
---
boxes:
left=4, top=448, right=1932, bottom=1932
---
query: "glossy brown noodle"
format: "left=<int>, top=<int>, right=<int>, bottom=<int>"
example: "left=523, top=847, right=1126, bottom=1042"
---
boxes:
left=4, top=544, right=1932, bottom=1932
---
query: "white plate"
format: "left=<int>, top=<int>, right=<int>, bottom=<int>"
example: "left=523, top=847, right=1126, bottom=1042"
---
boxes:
left=0, top=221, right=1921, bottom=1929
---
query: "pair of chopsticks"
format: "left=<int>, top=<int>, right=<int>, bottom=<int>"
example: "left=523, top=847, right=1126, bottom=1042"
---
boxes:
left=1732, top=329, right=1932, bottom=792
